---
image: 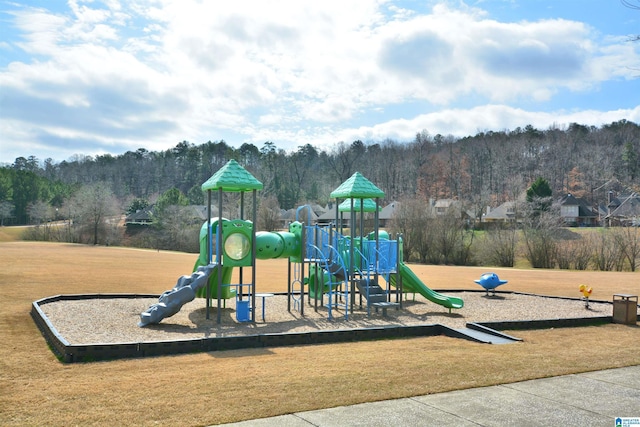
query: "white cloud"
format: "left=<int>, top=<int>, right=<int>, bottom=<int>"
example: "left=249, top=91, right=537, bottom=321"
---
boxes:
left=346, top=104, right=640, bottom=144
left=1, top=1, right=639, bottom=163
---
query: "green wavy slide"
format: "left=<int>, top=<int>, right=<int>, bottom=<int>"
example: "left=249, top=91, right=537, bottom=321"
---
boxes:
left=390, top=262, right=464, bottom=310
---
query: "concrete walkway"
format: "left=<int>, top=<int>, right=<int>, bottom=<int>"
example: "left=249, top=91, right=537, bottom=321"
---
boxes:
left=219, top=366, right=640, bottom=426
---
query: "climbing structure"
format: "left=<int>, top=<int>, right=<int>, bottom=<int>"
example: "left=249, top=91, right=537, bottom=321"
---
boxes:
left=200, top=159, right=263, bottom=323
left=140, top=162, right=462, bottom=327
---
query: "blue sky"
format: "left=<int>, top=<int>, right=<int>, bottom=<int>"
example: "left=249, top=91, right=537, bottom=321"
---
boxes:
left=1, top=0, right=639, bottom=164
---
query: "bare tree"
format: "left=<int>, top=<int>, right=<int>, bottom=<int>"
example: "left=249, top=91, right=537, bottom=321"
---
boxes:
left=257, top=196, right=282, bottom=232
left=482, top=225, right=518, bottom=267
left=155, top=205, right=199, bottom=252
left=428, top=211, right=475, bottom=265
left=27, top=200, right=51, bottom=225
left=0, top=201, right=13, bottom=226
left=23, top=200, right=55, bottom=241
left=389, top=198, right=428, bottom=262
left=69, top=183, right=120, bottom=245
left=614, top=226, right=640, bottom=271
left=555, top=239, right=592, bottom=270
left=590, top=230, right=625, bottom=271
left=327, top=141, right=365, bottom=182
left=521, top=210, right=559, bottom=269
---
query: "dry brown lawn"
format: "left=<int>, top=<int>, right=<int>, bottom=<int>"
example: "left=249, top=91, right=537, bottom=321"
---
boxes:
left=0, top=226, right=26, bottom=242
left=1, top=241, right=639, bottom=426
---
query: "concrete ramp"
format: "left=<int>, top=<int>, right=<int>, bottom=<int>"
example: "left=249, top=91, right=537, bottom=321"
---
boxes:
left=448, top=323, right=522, bottom=344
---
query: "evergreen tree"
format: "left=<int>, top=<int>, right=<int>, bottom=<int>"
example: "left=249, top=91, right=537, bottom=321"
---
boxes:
left=526, top=177, right=553, bottom=217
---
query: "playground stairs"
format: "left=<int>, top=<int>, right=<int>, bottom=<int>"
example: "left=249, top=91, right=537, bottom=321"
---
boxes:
left=450, top=323, right=522, bottom=344
left=355, top=279, right=401, bottom=316
left=356, top=279, right=387, bottom=304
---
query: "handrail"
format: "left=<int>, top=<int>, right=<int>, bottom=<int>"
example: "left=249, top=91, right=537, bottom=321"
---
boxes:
left=302, top=224, right=400, bottom=318
left=306, top=243, right=349, bottom=320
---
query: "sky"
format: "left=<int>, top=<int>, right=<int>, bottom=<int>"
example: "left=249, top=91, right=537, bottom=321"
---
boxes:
left=1, top=0, right=639, bottom=164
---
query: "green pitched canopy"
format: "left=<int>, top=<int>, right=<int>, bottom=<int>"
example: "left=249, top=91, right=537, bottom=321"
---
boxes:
left=201, top=159, right=263, bottom=192
left=330, top=172, right=384, bottom=199
left=338, top=198, right=381, bottom=213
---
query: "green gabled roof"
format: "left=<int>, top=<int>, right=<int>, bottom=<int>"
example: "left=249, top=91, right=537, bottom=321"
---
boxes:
left=338, top=198, right=381, bottom=212
left=201, top=159, right=263, bottom=192
left=330, top=172, right=384, bottom=199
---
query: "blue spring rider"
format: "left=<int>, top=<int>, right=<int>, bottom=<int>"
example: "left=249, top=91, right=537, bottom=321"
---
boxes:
left=474, top=272, right=508, bottom=296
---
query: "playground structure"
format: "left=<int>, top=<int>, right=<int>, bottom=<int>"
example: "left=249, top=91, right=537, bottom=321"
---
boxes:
left=28, top=160, right=635, bottom=363
left=140, top=160, right=464, bottom=327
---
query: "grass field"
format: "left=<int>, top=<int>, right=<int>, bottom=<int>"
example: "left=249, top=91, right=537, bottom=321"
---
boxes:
left=1, top=241, right=639, bottom=426
left=0, top=226, right=26, bottom=242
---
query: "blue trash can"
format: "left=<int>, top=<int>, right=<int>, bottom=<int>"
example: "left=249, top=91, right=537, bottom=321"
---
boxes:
left=236, top=300, right=251, bottom=322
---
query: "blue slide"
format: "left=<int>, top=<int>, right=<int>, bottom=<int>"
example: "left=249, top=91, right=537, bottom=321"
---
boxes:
left=139, top=264, right=218, bottom=326
left=390, top=262, right=464, bottom=310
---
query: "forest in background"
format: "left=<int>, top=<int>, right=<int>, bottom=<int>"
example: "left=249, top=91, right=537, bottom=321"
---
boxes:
left=1, top=119, right=640, bottom=270
left=2, top=119, right=639, bottom=223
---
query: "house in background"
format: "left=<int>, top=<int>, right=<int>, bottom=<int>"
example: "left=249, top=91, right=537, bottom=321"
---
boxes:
left=429, top=198, right=476, bottom=222
left=482, top=201, right=521, bottom=224
left=315, top=201, right=386, bottom=228
left=605, top=192, right=640, bottom=226
left=379, top=201, right=399, bottom=227
left=281, top=207, right=319, bottom=228
left=433, top=198, right=456, bottom=215
left=315, top=200, right=399, bottom=228
left=124, top=205, right=220, bottom=229
left=484, top=194, right=598, bottom=227
left=558, top=193, right=598, bottom=226
left=124, top=207, right=154, bottom=226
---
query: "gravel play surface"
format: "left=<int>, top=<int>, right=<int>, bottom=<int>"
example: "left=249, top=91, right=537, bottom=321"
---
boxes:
left=38, top=291, right=619, bottom=345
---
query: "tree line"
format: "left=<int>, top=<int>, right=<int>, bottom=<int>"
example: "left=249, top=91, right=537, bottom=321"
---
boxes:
left=3, top=120, right=639, bottom=219
left=389, top=189, right=640, bottom=272
left=1, top=119, right=639, bottom=266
